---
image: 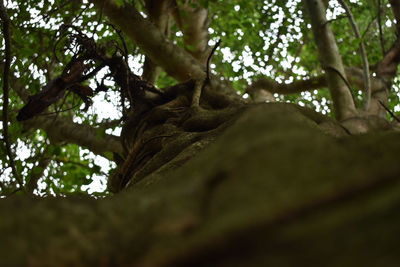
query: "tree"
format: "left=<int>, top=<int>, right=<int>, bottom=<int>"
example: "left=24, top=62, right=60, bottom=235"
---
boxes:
left=1, top=0, right=400, bottom=265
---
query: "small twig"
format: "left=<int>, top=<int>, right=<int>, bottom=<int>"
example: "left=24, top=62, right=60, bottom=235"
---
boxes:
left=49, top=90, right=73, bottom=125
left=322, top=14, right=348, bottom=27
left=107, top=23, right=129, bottom=61
left=337, top=0, right=371, bottom=110
left=93, top=0, right=106, bottom=37
left=78, top=62, right=106, bottom=82
left=360, top=15, right=378, bottom=41
left=378, top=100, right=400, bottom=122
left=0, top=1, right=23, bottom=188
left=325, top=66, right=353, bottom=93
left=55, top=158, right=108, bottom=177
left=206, top=39, right=221, bottom=83
left=70, top=3, right=90, bottom=25
left=39, top=102, right=82, bottom=117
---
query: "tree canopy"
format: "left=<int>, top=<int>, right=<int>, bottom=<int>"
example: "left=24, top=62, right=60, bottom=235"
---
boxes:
left=2, top=0, right=400, bottom=265
left=0, top=0, right=399, bottom=196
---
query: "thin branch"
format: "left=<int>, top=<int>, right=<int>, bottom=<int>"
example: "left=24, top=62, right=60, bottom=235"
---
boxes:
left=325, top=66, right=353, bottom=92
left=360, top=14, right=378, bottom=41
left=378, top=100, right=400, bottom=122
left=54, top=158, right=108, bottom=177
left=0, top=1, right=23, bottom=188
left=206, top=39, right=221, bottom=83
left=337, top=0, right=371, bottom=110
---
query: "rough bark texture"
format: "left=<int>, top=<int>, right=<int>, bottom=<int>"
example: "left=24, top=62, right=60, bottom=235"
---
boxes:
left=1, top=103, right=400, bottom=266
left=304, top=0, right=357, bottom=120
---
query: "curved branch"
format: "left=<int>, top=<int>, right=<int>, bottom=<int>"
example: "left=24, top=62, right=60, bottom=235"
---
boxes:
left=247, top=67, right=385, bottom=100
left=89, top=0, right=205, bottom=81
left=23, top=116, right=123, bottom=158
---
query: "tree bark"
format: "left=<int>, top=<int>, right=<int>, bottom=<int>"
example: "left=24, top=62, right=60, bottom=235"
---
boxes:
left=304, top=0, right=357, bottom=120
left=89, top=0, right=205, bottom=82
left=1, top=103, right=400, bottom=266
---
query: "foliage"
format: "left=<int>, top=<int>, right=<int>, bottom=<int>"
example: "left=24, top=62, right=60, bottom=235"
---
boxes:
left=0, top=0, right=399, bottom=196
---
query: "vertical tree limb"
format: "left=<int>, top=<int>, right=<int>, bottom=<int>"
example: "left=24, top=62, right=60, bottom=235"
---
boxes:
left=173, top=0, right=211, bottom=65
left=304, top=0, right=357, bottom=120
left=0, top=1, right=23, bottom=188
left=142, top=0, right=173, bottom=84
left=337, top=0, right=371, bottom=110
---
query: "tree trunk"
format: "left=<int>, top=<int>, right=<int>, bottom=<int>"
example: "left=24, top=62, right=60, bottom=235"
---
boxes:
left=1, top=102, right=400, bottom=266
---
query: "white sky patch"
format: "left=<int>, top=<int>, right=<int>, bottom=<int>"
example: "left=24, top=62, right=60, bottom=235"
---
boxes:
left=15, top=141, right=32, bottom=161
left=221, top=47, right=235, bottom=62
left=242, top=47, right=254, bottom=67
left=80, top=150, right=113, bottom=194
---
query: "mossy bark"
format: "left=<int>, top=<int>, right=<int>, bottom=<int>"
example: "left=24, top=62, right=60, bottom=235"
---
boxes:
left=1, top=103, right=400, bottom=266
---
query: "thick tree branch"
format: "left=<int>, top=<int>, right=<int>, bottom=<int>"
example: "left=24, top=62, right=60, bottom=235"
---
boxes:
left=370, top=37, right=400, bottom=115
left=247, top=67, right=385, bottom=100
left=2, top=63, right=121, bottom=158
left=0, top=1, right=23, bottom=188
left=304, top=0, right=357, bottom=120
left=173, top=0, right=210, bottom=64
left=372, top=0, right=400, bottom=92
left=89, top=0, right=205, bottom=81
left=142, top=0, right=173, bottom=83
left=23, top=116, right=123, bottom=158
left=376, top=39, right=400, bottom=82
left=248, top=75, right=326, bottom=95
